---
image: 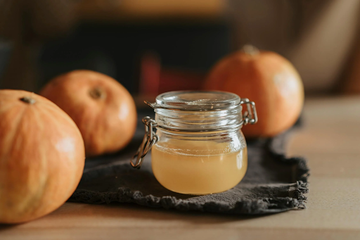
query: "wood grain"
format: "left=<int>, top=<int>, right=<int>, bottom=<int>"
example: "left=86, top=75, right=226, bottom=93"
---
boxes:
left=2, top=96, right=360, bottom=240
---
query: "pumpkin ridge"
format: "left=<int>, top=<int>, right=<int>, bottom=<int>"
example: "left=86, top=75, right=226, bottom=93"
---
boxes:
left=35, top=104, right=84, bottom=201
left=1, top=103, right=28, bottom=164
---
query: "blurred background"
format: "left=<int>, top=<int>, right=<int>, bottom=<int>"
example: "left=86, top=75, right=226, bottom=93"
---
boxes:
left=1, top=0, right=360, bottom=96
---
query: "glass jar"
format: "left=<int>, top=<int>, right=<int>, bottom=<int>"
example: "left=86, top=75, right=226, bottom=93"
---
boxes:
left=131, top=91, right=257, bottom=195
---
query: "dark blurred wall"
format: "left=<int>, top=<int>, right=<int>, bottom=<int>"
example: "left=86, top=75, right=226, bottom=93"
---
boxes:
left=2, top=0, right=360, bottom=94
left=0, top=0, right=77, bottom=91
left=38, top=22, right=230, bottom=93
left=227, top=0, right=360, bottom=93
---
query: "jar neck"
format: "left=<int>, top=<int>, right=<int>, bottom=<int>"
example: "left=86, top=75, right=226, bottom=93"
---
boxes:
left=155, top=128, right=245, bottom=147
left=156, top=127, right=241, bottom=137
left=154, top=105, right=243, bottom=132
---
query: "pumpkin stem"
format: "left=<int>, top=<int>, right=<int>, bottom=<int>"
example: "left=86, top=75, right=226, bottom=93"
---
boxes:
left=242, top=45, right=260, bottom=56
left=20, top=97, right=36, bottom=104
left=89, top=87, right=106, bottom=100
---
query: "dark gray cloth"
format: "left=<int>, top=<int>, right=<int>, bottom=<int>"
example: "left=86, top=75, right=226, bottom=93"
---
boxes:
left=69, top=114, right=309, bottom=215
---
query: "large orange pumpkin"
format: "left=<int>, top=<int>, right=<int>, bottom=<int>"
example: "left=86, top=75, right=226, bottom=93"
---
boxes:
left=40, top=70, right=137, bottom=157
left=0, top=90, right=85, bottom=223
left=203, top=46, right=304, bottom=137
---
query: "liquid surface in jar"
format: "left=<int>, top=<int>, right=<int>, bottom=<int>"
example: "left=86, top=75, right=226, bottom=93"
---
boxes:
left=151, top=139, right=247, bottom=195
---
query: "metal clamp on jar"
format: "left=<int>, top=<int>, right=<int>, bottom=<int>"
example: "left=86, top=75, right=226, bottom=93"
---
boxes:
left=131, top=91, right=257, bottom=195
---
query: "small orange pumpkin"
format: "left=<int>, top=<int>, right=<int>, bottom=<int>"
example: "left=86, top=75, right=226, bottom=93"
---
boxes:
left=40, top=70, right=137, bottom=157
left=0, top=90, right=85, bottom=223
left=203, top=45, right=304, bottom=137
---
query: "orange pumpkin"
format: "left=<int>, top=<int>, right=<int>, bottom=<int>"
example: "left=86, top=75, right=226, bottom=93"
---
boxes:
left=203, top=45, right=304, bottom=137
left=40, top=70, right=137, bottom=157
left=0, top=90, right=85, bottom=223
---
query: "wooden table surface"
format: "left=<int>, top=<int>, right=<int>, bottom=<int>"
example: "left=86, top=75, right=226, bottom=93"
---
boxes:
left=1, top=96, right=360, bottom=240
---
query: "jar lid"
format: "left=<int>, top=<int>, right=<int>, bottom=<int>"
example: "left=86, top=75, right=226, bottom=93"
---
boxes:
left=151, top=91, right=241, bottom=111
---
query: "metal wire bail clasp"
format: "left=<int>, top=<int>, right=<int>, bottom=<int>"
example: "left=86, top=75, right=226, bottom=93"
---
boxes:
left=130, top=116, right=158, bottom=169
left=240, top=98, right=258, bottom=125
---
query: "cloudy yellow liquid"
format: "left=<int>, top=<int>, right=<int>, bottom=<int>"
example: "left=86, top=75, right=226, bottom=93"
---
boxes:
left=151, top=139, right=247, bottom=195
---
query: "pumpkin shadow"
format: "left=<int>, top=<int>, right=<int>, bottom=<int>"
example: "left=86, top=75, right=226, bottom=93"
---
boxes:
left=0, top=223, right=16, bottom=230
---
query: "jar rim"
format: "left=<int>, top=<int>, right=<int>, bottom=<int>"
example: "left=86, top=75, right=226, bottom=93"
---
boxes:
left=148, top=91, right=241, bottom=111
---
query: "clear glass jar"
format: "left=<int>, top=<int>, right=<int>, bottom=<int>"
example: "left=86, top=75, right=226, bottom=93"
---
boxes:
left=131, top=91, right=257, bottom=195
